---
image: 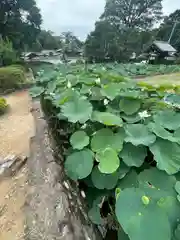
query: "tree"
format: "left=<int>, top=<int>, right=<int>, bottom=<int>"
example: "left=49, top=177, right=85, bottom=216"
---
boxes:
left=157, top=10, right=180, bottom=52
left=85, top=0, right=163, bottom=62
left=61, top=32, right=83, bottom=55
left=101, top=0, right=163, bottom=29
left=37, top=30, right=62, bottom=50
left=0, top=0, right=42, bottom=51
left=0, top=38, right=18, bottom=66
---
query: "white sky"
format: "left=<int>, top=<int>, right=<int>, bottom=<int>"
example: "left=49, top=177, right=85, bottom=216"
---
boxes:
left=36, top=0, right=180, bottom=39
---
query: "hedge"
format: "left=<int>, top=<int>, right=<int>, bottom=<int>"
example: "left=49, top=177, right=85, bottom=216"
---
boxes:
left=0, top=97, right=8, bottom=115
left=0, top=66, right=26, bottom=92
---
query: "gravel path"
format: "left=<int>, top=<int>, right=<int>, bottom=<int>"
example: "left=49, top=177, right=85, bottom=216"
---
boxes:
left=0, top=90, right=34, bottom=159
left=0, top=90, right=34, bottom=240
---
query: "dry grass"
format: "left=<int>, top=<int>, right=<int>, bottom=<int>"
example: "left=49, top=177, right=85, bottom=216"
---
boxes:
left=136, top=73, right=180, bottom=86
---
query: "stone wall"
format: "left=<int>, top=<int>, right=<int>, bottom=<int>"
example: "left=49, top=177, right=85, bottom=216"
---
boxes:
left=25, top=100, right=102, bottom=240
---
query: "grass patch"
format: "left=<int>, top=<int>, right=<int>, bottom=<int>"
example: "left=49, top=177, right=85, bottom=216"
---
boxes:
left=0, top=65, right=26, bottom=93
left=0, top=97, right=8, bottom=115
left=137, top=72, right=180, bottom=87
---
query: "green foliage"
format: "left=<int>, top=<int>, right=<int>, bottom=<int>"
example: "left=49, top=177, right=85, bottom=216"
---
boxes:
left=37, top=30, right=61, bottom=50
left=32, top=65, right=180, bottom=240
left=65, top=149, right=94, bottom=181
left=61, top=96, right=93, bottom=123
left=85, top=0, right=162, bottom=62
left=150, top=139, right=180, bottom=175
left=92, top=111, right=123, bottom=126
left=119, top=143, right=147, bottom=167
left=0, top=0, right=42, bottom=50
left=91, top=166, right=119, bottom=190
left=125, top=124, right=156, bottom=146
left=119, top=99, right=141, bottom=115
left=96, top=148, right=120, bottom=174
left=153, top=110, right=180, bottom=130
left=70, top=131, right=89, bottom=150
left=0, top=38, right=18, bottom=66
left=0, top=97, right=8, bottom=114
left=0, top=66, right=26, bottom=92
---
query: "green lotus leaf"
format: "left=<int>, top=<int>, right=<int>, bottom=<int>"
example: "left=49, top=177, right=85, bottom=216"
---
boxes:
left=78, top=76, right=95, bottom=85
left=91, top=128, right=124, bottom=153
left=118, top=162, right=130, bottom=179
left=117, top=170, right=139, bottom=190
left=115, top=188, right=171, bottom=240
left=92, top=111, right=123, bottom=127
left=90, top=87, right=104, bottom=100
left=52, top=89, right=75, bottom=106
left=175, top=182, right=180, bottom=202
left=80, top=84, right=91, bottom=94
left=91, top=128, right=114, bottom=152
left=138, top=168, right=176, bottom=194
left=66, top=74, right=78, bottom=85
left=153, top=110, right=180, bottom=130
left=175, top=181, right=180, bottom=195
left=61, top=97, right=93, bottom=123
left=112, top=128, right=126, bottom=152
left=174, top=128, right=180, bottom=144
left=125, top=124, right=156, bottom=146
left=29, top=86, right=44, bottom=98
left=148, top=122, right=175, bottom=142
left=119, top=98, right=141, bottom=115
left=91, top=166, right=119, bottom=189
left=119, top=89, right=142, bottom=99
left=96, top=148, right=120, bottom=174
left=100, top=83, right=120, bottom=100
left=65, top=149, right=94, bottom=180
left=119, top=143, right=147, bottom=167
left=139, top=168, right=180, bottom=231
left=150, top=138, right=180, bottom=175
left=46, top=80, right=58, bottom=94
left=70, top=131, right=89, bottom=150
left=121, top=113, right=141, bottom=124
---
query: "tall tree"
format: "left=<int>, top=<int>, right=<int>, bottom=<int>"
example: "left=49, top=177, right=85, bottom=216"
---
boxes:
left=0, top=0, right=42, bottom=50
left=157, top=10, right=180, bottom=51
left=101, top=0, right=163, bottom=29
left=38, top=30, right=62, bottom=50
left=85, top=0, right=163, bottom=62
left=62, top=32, right=83, bottom=54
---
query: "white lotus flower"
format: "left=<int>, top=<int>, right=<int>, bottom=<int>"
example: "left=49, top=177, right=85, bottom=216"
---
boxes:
left=95, top=78, right=101, bottom=84
left=81, top=124, right=87, bottom=129
left=67, top=81, right=72, bottom=88
left=139, top=110, right=151, bottom=119
left=49, top=92, right=55, bottom=97
left=104, top=99, right=109, bottom=105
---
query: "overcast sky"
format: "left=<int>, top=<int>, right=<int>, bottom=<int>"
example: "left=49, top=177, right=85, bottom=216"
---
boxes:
left=36, top=0, right=180, bottom=40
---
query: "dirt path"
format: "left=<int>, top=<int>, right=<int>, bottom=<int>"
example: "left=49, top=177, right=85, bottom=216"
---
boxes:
left=0, top=90, right=34, bottom=240
left=137, top=72, right=180, bottom=85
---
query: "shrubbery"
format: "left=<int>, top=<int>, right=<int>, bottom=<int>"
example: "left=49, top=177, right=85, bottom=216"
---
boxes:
left=0, top=97, right=8, bottom=114
left=30, top=66, right=180, bottom=240
left=0, top=66, right=26, bottom=92
left=0, top=38, right=18, bottom=67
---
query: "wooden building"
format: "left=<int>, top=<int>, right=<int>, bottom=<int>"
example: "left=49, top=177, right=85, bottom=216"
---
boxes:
left=145, top=41, right=177, bottom=64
